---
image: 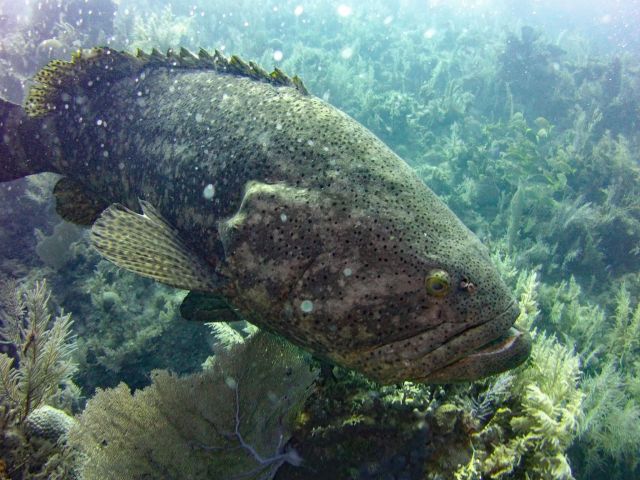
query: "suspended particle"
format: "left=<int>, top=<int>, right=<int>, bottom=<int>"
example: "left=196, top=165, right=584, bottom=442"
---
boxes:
left=300, top=300, right=314, bottom=313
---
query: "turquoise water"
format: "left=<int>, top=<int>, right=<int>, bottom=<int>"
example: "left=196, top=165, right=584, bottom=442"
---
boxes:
left=0, top=0, right=639, bottom=478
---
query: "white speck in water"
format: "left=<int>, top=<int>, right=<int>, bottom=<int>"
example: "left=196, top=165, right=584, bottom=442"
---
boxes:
left=340, top=47, right=353, bottom=60
left=276, top=122, right=283, bottom=130
left=384, top=15, right=393, bottom=25
left=343, top=267, right=352, bottom=277
left=195, top=113, right=203, bottom=122
left=300, top=300, right=314, bottom=313
left=169, top=85, right=175, bottom=93
left=118, top=162, right=125, bottom=170
left=294, top=5, right=304, bottom=16
left=225, top=377, right=237, bottom=390
left=96, top=119, right=103, bottom=126
left=280, top=213, right=287, bottom=222
left=307, top=139, right=314, bottom=146
left=273, top=50, right=284, bottom=62
left=203, top=184, right=215, bottom=200
left=337, top=4, right=352, bottom=17
left=102, top=150, right=109, bottom=158
left=423, top=28, right=437, bottom=39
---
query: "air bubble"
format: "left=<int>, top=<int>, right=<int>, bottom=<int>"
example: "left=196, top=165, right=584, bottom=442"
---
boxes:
left=343, top=267, right=352, bottom=277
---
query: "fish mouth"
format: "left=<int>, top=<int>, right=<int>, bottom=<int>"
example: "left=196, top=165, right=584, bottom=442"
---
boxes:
left=351, top=301, right=531, bottom=385
left=419, top=301, right=531, bottom=383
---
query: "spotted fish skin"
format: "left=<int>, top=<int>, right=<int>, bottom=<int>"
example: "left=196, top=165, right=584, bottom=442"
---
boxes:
left=0, top=49, right=530, bottom=384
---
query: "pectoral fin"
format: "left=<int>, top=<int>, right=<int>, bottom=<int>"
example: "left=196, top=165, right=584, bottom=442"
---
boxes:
left=53, top=177, right=108, bottom=226
left=91, top=200, right=223, bottom=292
left=180, top=291, right=243, bottom=322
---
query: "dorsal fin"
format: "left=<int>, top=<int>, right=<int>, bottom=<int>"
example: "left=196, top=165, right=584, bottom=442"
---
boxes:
left=25, top=47, right=309, bottom=118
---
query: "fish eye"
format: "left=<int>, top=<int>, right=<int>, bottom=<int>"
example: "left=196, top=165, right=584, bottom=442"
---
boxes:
left=425, top=270, right=451, bottom=297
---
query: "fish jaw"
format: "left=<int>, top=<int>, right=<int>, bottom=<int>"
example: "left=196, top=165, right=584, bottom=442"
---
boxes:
left=347, top=300, right=529, bottom=384
left=419, top=325, right=532, bottom=383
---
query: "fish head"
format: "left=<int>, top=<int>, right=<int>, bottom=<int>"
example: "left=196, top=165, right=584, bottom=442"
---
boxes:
left=220, top=179, right=530, bottom=385
left=320, top=188, right=531, bottom=384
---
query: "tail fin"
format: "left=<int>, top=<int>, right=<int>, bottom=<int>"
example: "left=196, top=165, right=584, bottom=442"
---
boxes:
left=0, top=98, right=50, bottom=182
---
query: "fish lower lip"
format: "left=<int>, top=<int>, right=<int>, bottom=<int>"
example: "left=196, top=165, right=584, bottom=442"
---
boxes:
left=424, top=326, right=532, bottom=382
left=422, top=302, right=532, bottom=383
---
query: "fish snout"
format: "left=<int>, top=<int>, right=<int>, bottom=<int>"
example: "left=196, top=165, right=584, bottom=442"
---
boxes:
left=421, top=301, right=531, bottom=382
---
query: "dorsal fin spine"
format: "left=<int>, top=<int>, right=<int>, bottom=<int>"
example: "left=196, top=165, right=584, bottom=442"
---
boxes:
left=25, top=47, right=309, bottom=117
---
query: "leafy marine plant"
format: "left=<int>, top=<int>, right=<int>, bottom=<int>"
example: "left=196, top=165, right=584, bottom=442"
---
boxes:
left=0, top=279, right=79, bottom=479
left=0, top=279, right=76, bottom=422
left=43, top=238, right=213, bottom=394
left=128, top=4, right=195, bottom=53
left=453, top=269, right=583, bottom=480
left=566, top=282, right=640, bottom=478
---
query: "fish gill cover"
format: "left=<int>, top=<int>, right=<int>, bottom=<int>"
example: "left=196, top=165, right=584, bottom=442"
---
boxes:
left=0, top=0, right=639, bottom=479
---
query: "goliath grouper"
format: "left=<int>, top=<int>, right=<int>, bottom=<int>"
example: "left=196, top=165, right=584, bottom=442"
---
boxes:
left=0, top=48, right=530, bottom=383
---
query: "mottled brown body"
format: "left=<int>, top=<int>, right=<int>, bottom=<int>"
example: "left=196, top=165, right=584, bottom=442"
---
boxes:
left=0, top=49, right=530, bottom=383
